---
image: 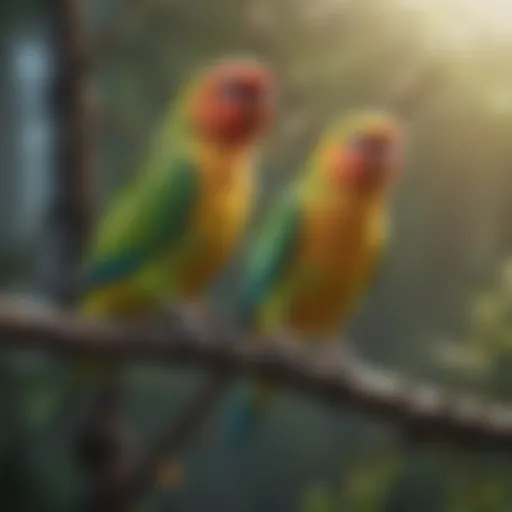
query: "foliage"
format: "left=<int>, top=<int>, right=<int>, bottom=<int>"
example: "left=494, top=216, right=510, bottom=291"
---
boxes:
left=300, top=482, right=337, bottom=512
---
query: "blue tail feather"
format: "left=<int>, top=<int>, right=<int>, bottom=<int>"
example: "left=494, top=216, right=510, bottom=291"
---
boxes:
left=223, top=383, right=266, bottom=452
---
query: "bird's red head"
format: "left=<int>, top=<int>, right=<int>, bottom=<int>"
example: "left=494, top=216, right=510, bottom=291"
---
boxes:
left=190, top=58, right=275, bottom=147
left=326, top=118, right=404, bottom=193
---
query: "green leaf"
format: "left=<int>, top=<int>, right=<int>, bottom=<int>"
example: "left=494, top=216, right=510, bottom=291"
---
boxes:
left=300, top=483, right=337, bottom=512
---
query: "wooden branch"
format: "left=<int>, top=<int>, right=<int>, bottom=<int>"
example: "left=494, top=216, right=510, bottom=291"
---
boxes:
left=2, top=298, right=512, bottom=450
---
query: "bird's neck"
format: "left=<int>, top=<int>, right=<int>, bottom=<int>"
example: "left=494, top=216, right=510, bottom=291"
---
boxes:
left=303, top=176, right=388, bottom=217
left=195, top=138, right=252, bottom=182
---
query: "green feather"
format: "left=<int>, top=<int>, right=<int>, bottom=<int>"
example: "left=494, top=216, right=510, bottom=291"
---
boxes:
left=80, top=66, right=209, bottom=293
left=239, top=192, right=302, bottom=328
left=83, top=155, right=198, bottom=290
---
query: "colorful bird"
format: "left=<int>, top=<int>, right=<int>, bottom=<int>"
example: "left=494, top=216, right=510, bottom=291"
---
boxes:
left=224, top=109, right=405, bottom=449
left=80, top=56, right=275, bottom=323
left=63, top=58, right=276, bottom=467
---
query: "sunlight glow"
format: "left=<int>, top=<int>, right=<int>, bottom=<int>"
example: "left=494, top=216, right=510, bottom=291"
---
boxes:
left=399, top=0, right=512, bottom=42
left=487, top=87, right=512, bottom=115
left=463, top=0, right=512, bottom=36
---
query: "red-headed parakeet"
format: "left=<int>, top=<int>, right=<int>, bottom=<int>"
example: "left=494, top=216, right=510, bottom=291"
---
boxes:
left=225, top=109, right=405, bottom=449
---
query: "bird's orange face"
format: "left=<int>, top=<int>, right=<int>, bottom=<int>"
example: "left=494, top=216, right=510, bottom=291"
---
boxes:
left=328, top=127, right=403, bottom=193
left=190, top=60, right=275, bottom=146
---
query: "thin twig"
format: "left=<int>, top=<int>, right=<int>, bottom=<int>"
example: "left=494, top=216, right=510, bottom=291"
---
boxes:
left=391, top=60, right=447, bottom=119
left=111, top=374, right=230, bottom=508
left=91, top=0, right=173, bottom=66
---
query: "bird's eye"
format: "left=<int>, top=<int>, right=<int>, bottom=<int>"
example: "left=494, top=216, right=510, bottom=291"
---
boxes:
left=351, top=134, right=390, bottom=156
left=219, top=81, right=246, bottom=101
left=218, top=80, right=259, bottom=103
left=218, top=81, right=243, bottom=100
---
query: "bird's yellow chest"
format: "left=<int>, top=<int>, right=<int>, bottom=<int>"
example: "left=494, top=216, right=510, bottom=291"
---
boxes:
left=279, top=197, right=385, bottom=334
left=300, top=199, right=373, bottom=282
left=173, top=153, right=253, bottom=298
left=193, top=160, right=252, bottom=248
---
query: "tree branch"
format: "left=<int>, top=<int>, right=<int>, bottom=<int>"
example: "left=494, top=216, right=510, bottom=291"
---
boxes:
left=51, top=2, right=135, bottom=510
left=89, top=373, right=232, bottom=509
left=2, top=297, right=512, bottom=450
left=51, top=0, right=96, bottom=304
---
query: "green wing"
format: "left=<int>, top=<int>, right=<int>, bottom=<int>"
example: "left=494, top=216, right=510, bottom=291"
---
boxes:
left=82, top=156, right=198, bottom=291
left=239, top=193, right=302, bottom=327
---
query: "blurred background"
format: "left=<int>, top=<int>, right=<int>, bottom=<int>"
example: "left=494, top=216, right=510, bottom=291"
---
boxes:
left=3, top=0, right=512, bottom=510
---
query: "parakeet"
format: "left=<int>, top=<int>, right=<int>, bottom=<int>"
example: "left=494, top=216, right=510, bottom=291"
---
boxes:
left=80, top=56, right=275, bottom=321
left=224, top=109, right=405, bottom=449
left=59, top=58, right=275, bottom=450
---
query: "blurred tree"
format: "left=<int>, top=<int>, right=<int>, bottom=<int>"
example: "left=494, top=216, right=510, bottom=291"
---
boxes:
left=300, top=482, right=337, bottom=512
